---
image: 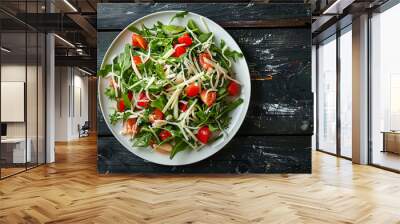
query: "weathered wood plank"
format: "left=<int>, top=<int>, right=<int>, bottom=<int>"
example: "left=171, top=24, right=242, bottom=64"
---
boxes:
left=97, top=28, right=312, bottom=136
left=97, top=3, right=311, bottom=30
left=97, top=2, right=312, bottom=173
left=97, top=135, right=311, bottom=174
left=97, top=81, right=313, bottom=137
left=98, top=29, right=311, bottom=79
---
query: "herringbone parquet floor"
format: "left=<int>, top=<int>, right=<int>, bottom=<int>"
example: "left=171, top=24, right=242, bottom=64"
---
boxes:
left=1, top=135, right=400, bottom=224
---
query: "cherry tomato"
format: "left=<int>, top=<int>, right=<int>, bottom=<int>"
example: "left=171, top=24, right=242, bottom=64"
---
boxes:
left=159, top=130, right=172, bottom=141
left=179, top=101, right=188, bottom=112
left=149, top=108, right=164, bottom=123
left=199, top=53, right=213, bottom=70
left=196, top=126, right=211, bottom=144
left=227, top=81, right=240, bottom=96
left=137, top=92, right=149, bottom=108
left=128, top=90, right=133, bottom=101
left=132, top=55, right=142, bottom=65
left=185, top=83, right=200, bottom=97
left=178, top=33, right=192, bottom=46
left=132, top=33, right=147, bottom=50
left=200, top=90, right=217, bottom=107
left=118, top=98, right=125, bottom=112
left=173, top=45, right=186, bottom=57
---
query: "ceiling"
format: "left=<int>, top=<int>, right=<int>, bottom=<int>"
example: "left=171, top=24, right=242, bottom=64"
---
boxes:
left=3, top=0, right=388, bottom=72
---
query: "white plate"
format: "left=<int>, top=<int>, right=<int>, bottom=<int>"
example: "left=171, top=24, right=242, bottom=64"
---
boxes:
left=98, top=11, right=251, bottom=166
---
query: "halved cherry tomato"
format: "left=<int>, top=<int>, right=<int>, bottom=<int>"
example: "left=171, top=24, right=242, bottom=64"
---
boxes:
left=178, top=33, right=192, bottom=46
left=118, top=98, right=125, bottom=112
left=227, top=81, right=240, bottom=96
left=200, top=90, right=217, bottom=107
left=179, top=101, right=188, bottom=112
left=173, top=45, right=186, bottom=57
left=137, top=92, right=149, bottom=108
left=132, top=33, right=147, bottom=50
left=132, top=55, right=142, bottom=65
left=128, top=90, right=133, bottom=101
left=159, top=130, right=172, bottom=141
left=185, top=83, right=200, bottom=97
left=196, top=126, right=211, bottom=144
left=199, top=53, right=213, bottom=70
left=149, top=108, right=164, bottom=123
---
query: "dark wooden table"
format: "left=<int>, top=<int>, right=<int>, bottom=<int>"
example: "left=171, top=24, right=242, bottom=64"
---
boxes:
left=97, top=3, right=312, bottom=173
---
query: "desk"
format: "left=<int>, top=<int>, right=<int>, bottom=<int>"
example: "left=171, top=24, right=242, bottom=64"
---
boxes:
left=382, top=132, right=400, bottom=154
left=1, top=138, right=31, bottom=163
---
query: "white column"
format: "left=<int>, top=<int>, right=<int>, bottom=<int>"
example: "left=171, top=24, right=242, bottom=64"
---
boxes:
left=46, top=32, right=55, bottom=163
left=352, top=14, right=369, bottom=164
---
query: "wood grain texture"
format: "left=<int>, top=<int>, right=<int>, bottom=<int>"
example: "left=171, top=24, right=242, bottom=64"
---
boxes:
left=97, top=3, right=311, bottom=30
left=1, top=136, right=400, bottom=223
left=98, top=135, right=311, bottom=174
left=97, top=28, right=312, bottom=136
left=97, top=3, right=312, bottom=173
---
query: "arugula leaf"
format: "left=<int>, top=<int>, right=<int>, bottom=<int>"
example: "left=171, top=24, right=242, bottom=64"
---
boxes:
left=170, top=138, right=188, bottom=159
left=127, top=25, right=142, bottom=34
left=123, top=111, right=133, bottom=121
left=220, top=40, right=243, bottom=62
left=110, top=111, right=122, bottom=125
left=133, top=132, right=153, bottom=147
left=150, top=95, right=167, bottom=110
left=208, top=123, right=219, bottom=132
left=105, top=87, right=116, bottom=99
left=115, top=44, right=133, bottom=77
left=169, top=11, right=188, bottom=23
left=162, top=25, right=185, bottom=35
left=198, top=32, right=212, bottom=43
left=141, top=24, right=152, bottom=37
left=217, top=98, right=243, bottom=119
left=224, top=50, right=243, bottom=62
left=155, top=63, right=166, bottom=79
left=122, top=92, right=131, bottom=110
left=148, top=84, right=163, bottom=93
left=187, top=19, right=202, bottom=35
left=98, top=64, right=112, bottom=77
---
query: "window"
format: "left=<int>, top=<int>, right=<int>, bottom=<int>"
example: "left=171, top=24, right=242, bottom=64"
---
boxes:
left=370, top=3, right=400, bottom=171
left=317, top=35, right=337, bottom=154
left=339, top=27, right=352, bottom=158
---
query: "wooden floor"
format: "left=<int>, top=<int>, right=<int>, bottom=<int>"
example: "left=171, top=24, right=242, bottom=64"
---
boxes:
left=372, top=150, right=400, bottom=171
left=1, top=136, right=400, bottom=224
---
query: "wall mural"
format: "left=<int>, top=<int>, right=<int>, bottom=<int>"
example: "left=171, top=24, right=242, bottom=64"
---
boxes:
left=97, top=3, right=312, bottom=173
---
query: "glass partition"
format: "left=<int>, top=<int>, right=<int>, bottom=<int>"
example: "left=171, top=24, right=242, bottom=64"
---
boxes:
left=0, top=1, right=46, bottom=179
left=0, top=11, right=28, bottom=177
left=317, top=35, right=337, bottom=154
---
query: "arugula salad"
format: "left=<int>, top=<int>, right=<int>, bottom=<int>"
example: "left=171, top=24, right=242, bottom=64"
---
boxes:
left=98, top=12, right=244, bottom=159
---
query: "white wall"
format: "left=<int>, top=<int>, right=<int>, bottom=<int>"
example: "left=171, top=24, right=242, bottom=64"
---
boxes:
left=54, top=66, right=89, bottom=141
left=54, top=66, right=69, bottom=141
